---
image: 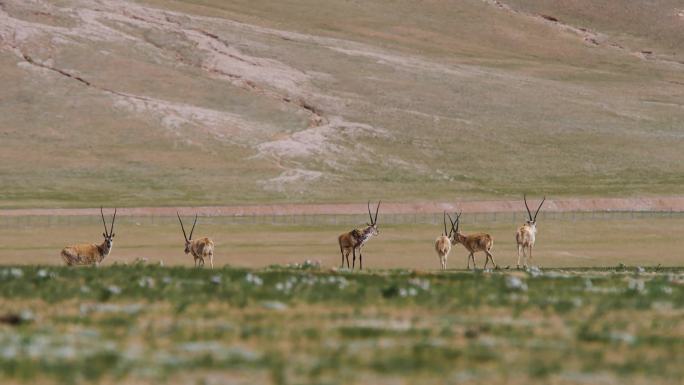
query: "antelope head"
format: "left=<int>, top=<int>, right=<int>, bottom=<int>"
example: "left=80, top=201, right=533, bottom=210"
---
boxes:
left=177, top=212, right=198, bottom=254
left=366, top=201, right=381, bottom=235
left=523, top=194, right=546, bottom=230
left=100, top=207, right=117, bottom=251
left=447, top=212, right=462, bottom=245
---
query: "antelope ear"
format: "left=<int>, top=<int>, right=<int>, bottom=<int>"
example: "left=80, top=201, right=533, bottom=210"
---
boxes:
left=111, top=233, right=115, bottom=238
left=102, top=232, right=107, bottom=238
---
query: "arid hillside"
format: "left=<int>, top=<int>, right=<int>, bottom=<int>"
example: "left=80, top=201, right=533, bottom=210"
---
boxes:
left=1, top=0, right=682, bottom=208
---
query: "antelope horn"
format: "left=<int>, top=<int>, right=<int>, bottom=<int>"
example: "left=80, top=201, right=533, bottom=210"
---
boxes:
left=367, top=201, right=373, bottom=224
left=374, top=200, right=381, bottom=224
left=523, top=194, right=533, bottom=221
left=446, top=213, right=456, bottom=237
left=189, top=214, right=198, bottom=240
left=443, top=212, right=447, bottom=236
left=533, top=196, right=546, bottom=222
left=109, top=208, right=117, bottom=235
left=100, top=206, right=109, bottom=236
left=177, top=212, right=188, bottom=242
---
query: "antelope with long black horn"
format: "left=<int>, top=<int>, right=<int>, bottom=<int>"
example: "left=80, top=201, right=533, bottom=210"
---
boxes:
left=177, top=212, right=215, bottom=268
left=450, top=212, right=497, bottom=270
left=515, top=195, right=546, bottom=269
left=338, top=201, right=381, bottom=270
left=61, top=207, right=117, bottom=266
left=434, top=212, right=454, bottom=270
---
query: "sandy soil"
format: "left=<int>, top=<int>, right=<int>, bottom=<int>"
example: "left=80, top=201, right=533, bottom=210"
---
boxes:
left=0, top=197, right=682, bottom=217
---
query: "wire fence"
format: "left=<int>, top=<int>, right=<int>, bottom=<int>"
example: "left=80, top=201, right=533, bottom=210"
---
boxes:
left=0, top=210, right=682, bottom=229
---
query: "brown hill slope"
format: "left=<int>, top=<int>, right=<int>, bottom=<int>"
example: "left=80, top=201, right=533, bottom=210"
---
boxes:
left=0, top=0, right=682, bottom=208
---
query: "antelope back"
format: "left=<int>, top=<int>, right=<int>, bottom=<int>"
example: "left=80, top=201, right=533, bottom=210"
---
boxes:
left=191, top=237, right=214, bottom=257
left=61, top=243, right=106, bottom=265
left=338, top=231, right=355, bottom=249
left=516, top=224, right=536, bottom=245
left=339, top=226, right=374, bottom=249
left=435, top=235, right=451, bottom=256
left=460, top=233, right=493, bottom=252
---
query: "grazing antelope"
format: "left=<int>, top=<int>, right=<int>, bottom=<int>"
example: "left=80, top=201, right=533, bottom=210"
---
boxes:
left=177, top=212, right=215, bottom=268
left=434, top=212, right=453, bottom=270
left=338, top=201, right=381, bottom=270
left=516, top=195, right=546, bottom=269
left=61, top=207, right=117, bottom=266
left=450, top=212, right=497, bottom=270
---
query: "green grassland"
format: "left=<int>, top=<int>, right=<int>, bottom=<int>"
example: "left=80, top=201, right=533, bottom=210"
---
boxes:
left=1, top=0, right=683, bottom=208
left=0, top=265, right=683, bottom=384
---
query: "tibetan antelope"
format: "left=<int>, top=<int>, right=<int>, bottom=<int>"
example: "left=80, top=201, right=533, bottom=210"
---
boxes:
left=450, top=212, right=498, bottom=270
left=338, top=201, right=381, bottom=270
left=177, top=212, right=215, bottom=268
left=516, top=195, right=546, bottom=269
left=434, top=212, right=454, bottom=270
left=61, top=207, right=117, bottom=266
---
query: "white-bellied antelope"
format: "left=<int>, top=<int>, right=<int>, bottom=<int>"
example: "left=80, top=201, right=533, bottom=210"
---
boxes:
left=450, top=212, right=497, bottom=270
left=61, top=207, right=117, bottom=266
left=177, top=212, right=215, bottom=268
left=516, top=195, right=546, bottom=269
left=434, top=212, right=453, bottom=270
left=338, top=201, right=381, bottom=270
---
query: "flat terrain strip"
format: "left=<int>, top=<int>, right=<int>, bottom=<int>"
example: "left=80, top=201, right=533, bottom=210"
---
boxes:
left=1, top=196, right=683, bottom=217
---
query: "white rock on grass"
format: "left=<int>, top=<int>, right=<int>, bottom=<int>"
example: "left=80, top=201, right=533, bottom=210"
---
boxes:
left=505, top=276, right=528, bottom=292
left=245, top=273, right=263, bottom=286
left=261, top=301, right=288, bottom=311
left=627, top=278, right=645, bottom=293
left=527, top=266, right=542, bottom=277
left=107, top=285, right=122, bottom=295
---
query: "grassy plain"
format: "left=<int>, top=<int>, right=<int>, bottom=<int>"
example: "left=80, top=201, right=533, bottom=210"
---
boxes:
left=0, top=265, right=683, bottom=384
left=0, top=215, right=682, bottom=269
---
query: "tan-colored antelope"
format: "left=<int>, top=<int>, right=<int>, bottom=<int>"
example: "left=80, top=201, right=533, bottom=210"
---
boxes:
left=434, top=212, right=453, bottom=270
left=61, top=207, right=117, bottom=266
left=177, top=212, right=215, bottom=268
left=450, top=212, right=497, bottom=270
left=516, top=195, right=546, bottom=269
left=338, top=201, right=381, bottom=270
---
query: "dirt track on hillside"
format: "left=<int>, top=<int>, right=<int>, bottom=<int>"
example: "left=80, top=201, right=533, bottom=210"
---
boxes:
left=1, top=197, right=683, bottom=217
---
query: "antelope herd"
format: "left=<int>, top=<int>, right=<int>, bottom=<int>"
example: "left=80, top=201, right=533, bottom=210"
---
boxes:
left=60, top=196, right=547, bottom=270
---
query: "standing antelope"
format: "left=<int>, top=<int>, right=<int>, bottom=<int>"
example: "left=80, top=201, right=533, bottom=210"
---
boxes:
left=434, top=212, right=453, bottom=270
left=450, top=212, right=497, bottom=270
left=516, top=195, right=546, bottom=269
left=177, top=212, right=215, bottom=268
left=61, top=207, right=117, bottom=266
left=338, top=201, right=381, bottom=270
